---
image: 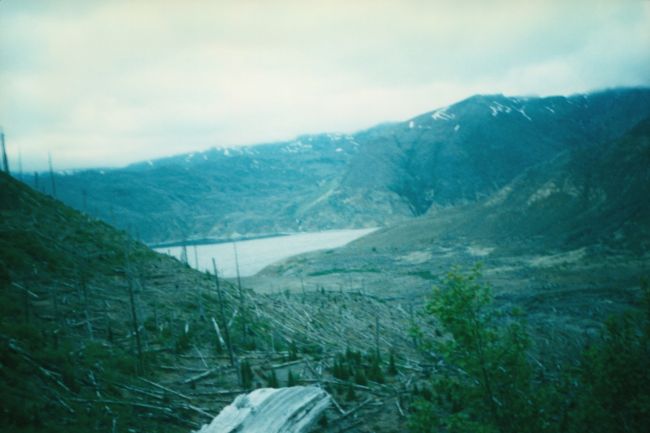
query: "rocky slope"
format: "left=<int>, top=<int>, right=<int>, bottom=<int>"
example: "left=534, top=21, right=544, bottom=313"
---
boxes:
left=45, top=87, right=650, bottom=243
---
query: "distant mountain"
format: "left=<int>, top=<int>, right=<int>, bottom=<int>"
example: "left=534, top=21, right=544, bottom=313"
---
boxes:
left=349, top=115, right=650, bottom=255
left=44, top=87, right=650, bottom=243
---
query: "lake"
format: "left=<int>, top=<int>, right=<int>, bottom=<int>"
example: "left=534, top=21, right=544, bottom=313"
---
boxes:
left=154, top=228, right=377, bottom=278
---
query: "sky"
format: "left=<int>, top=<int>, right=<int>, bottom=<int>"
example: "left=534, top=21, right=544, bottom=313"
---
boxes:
left=1, top=1, right=649, bottom=171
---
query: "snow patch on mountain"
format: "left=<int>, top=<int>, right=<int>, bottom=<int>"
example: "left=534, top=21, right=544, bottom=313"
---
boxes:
left=432, top=107, right=455, bottom=121
left=517, top=108, right=532, bottom=121
left=282, top=140, right=313, bottom=154
left=489, top=102, right=512, bottom=116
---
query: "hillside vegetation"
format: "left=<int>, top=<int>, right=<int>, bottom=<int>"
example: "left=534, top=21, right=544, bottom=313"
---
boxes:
left=0, top=172, right=438, bottom=433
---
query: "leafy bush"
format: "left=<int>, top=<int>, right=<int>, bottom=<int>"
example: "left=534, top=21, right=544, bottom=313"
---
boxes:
left=409, top=267, right=650, bottom=433
left=409, top=266, right=554, bottom=433
left=566, top=281, right=650, bottom=433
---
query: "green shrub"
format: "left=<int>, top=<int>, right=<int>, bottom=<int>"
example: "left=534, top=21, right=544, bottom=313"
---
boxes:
left=566, top=282, right=650, bottom=433
left=240, top=359, right=254, bottom=390
left=409, top=266, right=549, bottom=433
left=266, top=369, right=279, bottom=388
left=408, top=268, right=650, bottom=433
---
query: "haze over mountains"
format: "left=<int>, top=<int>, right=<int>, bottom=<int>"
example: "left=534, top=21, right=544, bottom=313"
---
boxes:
left=48, top=87, right=650, bottom=244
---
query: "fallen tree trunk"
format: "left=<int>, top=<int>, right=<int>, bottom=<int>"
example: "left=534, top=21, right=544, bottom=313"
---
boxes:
left=194, top=386, right=330, bottom=433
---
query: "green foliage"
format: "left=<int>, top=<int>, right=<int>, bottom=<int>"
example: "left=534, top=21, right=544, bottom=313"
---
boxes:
left=0, top=229, right=74, bottom=274
left=144, top=316, right=158, bottom=332
left=0, top=259, right=10, bottom=288
left=301, top=342, right=323, bottom=356
left=354, top=367, right=368, bottom=386
left=410, top=266, right=548, bottom=433
left=409, top=268, right=650, bottom=433
left=230, top=305, right=272, bottom=351
left=367, top=355, right=385, bottom=384
left=289, top=340, right=299, bottom=361
left=287, top=369, right=298, bottom=387
left=240, top=359, right=254, bottom=390
left=331, top=355, right=350, bottom=380
left=407, top=399, right=439, bottom=433
left=388, top=351, right=398, bottom=375
left=266, top=368, right=279, bottom=388
left=345, top=384, right=357, bottom=401
left=566, top=281, right=650, bottom=433
left=345, top=347, right=362, bottom=365
left=174, top=328, right=193, bottom=354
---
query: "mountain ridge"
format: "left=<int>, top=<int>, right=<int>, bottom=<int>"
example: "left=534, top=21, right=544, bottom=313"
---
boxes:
left=38, top=87, right=650, bottom=243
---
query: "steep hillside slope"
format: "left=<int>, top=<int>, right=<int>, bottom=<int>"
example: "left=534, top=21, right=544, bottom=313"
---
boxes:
left=0, top=173, right=425, bottom=433
left=343, top=88, right=650, bottom=214
left=47, top=88, right=650, bottom=243
left=352, top=115, right=650, bottom=254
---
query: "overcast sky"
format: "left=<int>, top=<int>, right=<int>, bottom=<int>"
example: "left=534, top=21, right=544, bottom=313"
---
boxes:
left=1, top=1, right=649, bottom=171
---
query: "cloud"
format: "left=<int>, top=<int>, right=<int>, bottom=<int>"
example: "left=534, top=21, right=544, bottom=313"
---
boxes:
left=0, top=0, right=649, bottom=170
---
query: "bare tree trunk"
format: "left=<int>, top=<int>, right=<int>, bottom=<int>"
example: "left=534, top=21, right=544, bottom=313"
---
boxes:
left=125, top=250, right=144, bottom=374
left=233, top=242, right=244, bottom=303
left=212, top=258, right=235, bottom=367
left=17, top=149, right=22, bottom=182
left=128, top=275, right=144, bottom=373
left=48, top=152, right=56, bottom=198
left=232, top=242, right=247, bottom=344
left=181, top=241, right=188, bottom=265
left=375, top=313, right=380, bottom=360
left=1, top=131, right=9, bottom=175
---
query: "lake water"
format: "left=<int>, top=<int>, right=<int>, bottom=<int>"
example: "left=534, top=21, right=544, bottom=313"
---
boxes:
left=154, top=228, right=377, bottom=278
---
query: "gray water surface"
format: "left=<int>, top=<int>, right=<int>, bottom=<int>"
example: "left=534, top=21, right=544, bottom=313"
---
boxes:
left=155, top=228, right=377, bottom=278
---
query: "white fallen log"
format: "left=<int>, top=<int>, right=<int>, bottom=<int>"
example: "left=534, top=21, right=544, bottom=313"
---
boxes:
left=194, top=386, right=330, bottom=433
left=211, top=317, right=226, bottom=347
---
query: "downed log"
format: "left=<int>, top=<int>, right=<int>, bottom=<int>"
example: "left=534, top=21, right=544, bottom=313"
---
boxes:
left=194, top=386, right=330, bottom=433
left=182, top=368, right=217, bottom=385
